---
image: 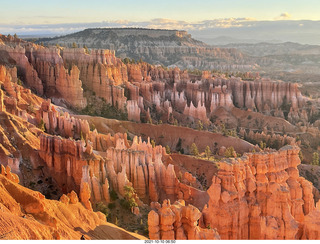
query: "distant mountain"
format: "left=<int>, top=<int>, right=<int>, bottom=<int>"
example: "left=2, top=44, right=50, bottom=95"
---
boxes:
left=37, top=28, right=256, bottom=71
left=219, top=42, right=320, bottom=57
left=189, top=20, right=320, bottom=46
left=196, top=36, right=281, bottom=45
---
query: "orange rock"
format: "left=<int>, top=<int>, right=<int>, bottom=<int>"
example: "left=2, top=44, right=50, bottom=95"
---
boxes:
left=201, top=146, right=316, bottom=240
left=67, top=191, right=79, bottom=204
left=80, top=182, right=92, bottom=211
left=149, top=200, right=220, bottom=240
left=59, top=194, right=70, bottom=204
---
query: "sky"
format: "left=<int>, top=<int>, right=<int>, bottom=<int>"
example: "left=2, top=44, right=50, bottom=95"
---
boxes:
left=0, top=0, right=320, bottom=44
left=1, top=0, right=320, bottom=24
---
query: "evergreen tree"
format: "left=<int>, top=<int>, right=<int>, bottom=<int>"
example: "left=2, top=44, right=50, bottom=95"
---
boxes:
left=225, top=146, right=236, bottom=158
left=197, top=120, right=203, bottom=131
left=190, top=143, right=199, bottom=156
left=259, top=141, right=266, bottom=150
left=165, top=145, right=171, bottom=154
left=151, top=139, right=156, bottom=148
left=83, top=45, right=89, bottom=54
left=312, top=152, right=319, bottom=165
left=299, top=151, right=304, bottom=162
left=205, top=146, right=211, bottom=159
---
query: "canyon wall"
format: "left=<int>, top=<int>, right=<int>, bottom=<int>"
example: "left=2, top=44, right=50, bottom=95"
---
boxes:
left=0, top=37, right=307, bottom=126
left=202, top=145, right=318, bottom=239
left=149, top=145, right=320, bottom=240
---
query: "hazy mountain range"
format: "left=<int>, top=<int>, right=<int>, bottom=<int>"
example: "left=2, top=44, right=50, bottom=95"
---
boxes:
left=5, top=19, right=320, bottom=45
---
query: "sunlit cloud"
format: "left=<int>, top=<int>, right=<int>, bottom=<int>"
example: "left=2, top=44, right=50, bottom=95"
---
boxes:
left=1, top=17, right=319, bottom=46
left=275, top=12, right=292, bottom=20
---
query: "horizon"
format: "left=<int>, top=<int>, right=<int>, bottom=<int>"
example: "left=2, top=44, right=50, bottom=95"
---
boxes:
left=1, top=0, right=320, bottom=45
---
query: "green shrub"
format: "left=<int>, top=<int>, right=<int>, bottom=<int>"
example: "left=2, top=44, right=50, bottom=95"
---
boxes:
left=108, top=202, right=116, bottom=209
left=38, top=119, right=46, bottom=132
left=95, top=202, right=109, bottom=217
left=110, top=189, right=118, bottom=201
left=120, top=185, right=138, bottom=210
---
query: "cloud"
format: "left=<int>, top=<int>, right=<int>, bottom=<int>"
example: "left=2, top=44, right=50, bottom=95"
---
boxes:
left=0, top=17, right=261, bottom=36
left=2, top=17, right=320, bottom=45
left=275, top=12, right=292, bottom=20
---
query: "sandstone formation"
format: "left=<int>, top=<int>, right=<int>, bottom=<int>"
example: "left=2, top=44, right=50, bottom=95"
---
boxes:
left=0, top=35, right=308, bottom=127
left=201, top=145, right=318, bottom=240
left=148, top=199, right=220, bottom=240
left=36, top=99, right=90, bottom=138
left=2, top=33, right=320, bottom=241
left=0, top=172, right=144, bottom=240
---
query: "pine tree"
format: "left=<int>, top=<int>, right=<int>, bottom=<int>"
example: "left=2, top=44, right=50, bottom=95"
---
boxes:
left=190, top=143, right=199, bottom=156
left=299, top=151, right=303, bottom=162
left=151, top=139, right=156, bottom=148
left=165, top=145, right=171, bottom=154
left=259, top=141, right=266, bottom=150
left=83, top=45, right=89, bottom=54
left=225, top=146, right=236, bottom=158
left=312, top=152, right=319, bottom=165
left=197, top=120, right=203, bottom=131
left=205, top=146, right=211, bottom=159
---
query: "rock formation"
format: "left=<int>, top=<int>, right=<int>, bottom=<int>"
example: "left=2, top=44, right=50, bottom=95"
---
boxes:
left=201, top=145, right=319, bottom=240
left=0, top=170, right=144, bottom=240
left=40, top=28, right=255, bottom=71
left=0, top=36, right=308, bottom=126
left=148, top=199, right=220, bottom=240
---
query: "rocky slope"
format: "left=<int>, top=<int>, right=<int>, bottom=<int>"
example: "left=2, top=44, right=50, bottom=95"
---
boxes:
left=0, top=168, right=144, bottom=240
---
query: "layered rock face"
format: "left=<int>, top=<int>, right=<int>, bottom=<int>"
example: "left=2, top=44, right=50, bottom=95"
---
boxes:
left=146, top=145, right=320, bottom=240
left=0, top=43, right=44, bottom=95
left=0, top=39, right=87, bottom=109
left=38, top=107, right=212, bottom=209
left=61, top=48, right=128, bottom=110
left=25, top=46, right=87, bottom=109
left=36, top=99, right=90, bottom=138
left=0, top=36, right=307, bottom=125
left=201, top=145, right=318, bottom=240
left=148, top=199, right=220, bottom=240
left=122, top=65, right=305, bottom=123
left=38, top=130, right=177, bottom=204
left=40, top=28, right=256, bottom=71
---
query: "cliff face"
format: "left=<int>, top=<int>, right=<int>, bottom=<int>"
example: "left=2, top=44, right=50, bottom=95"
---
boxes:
left=34, top=101, right=320, bottom=240
left=148, top=200, right=220, bottom=240
left=1, top=57, right=320, bottom=240
left=61, top=48, right=127, bottom=110
left=0, top=40, right=87, bottom=109
left=147, top=146, right=320, bottom=240
left=202, top=145, right=318, bottom=240
left=26, top=46, right=87, bottom=109
left=39, top=28, right=256, bottom=71
left=0, top=36, right=307, bottom=126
